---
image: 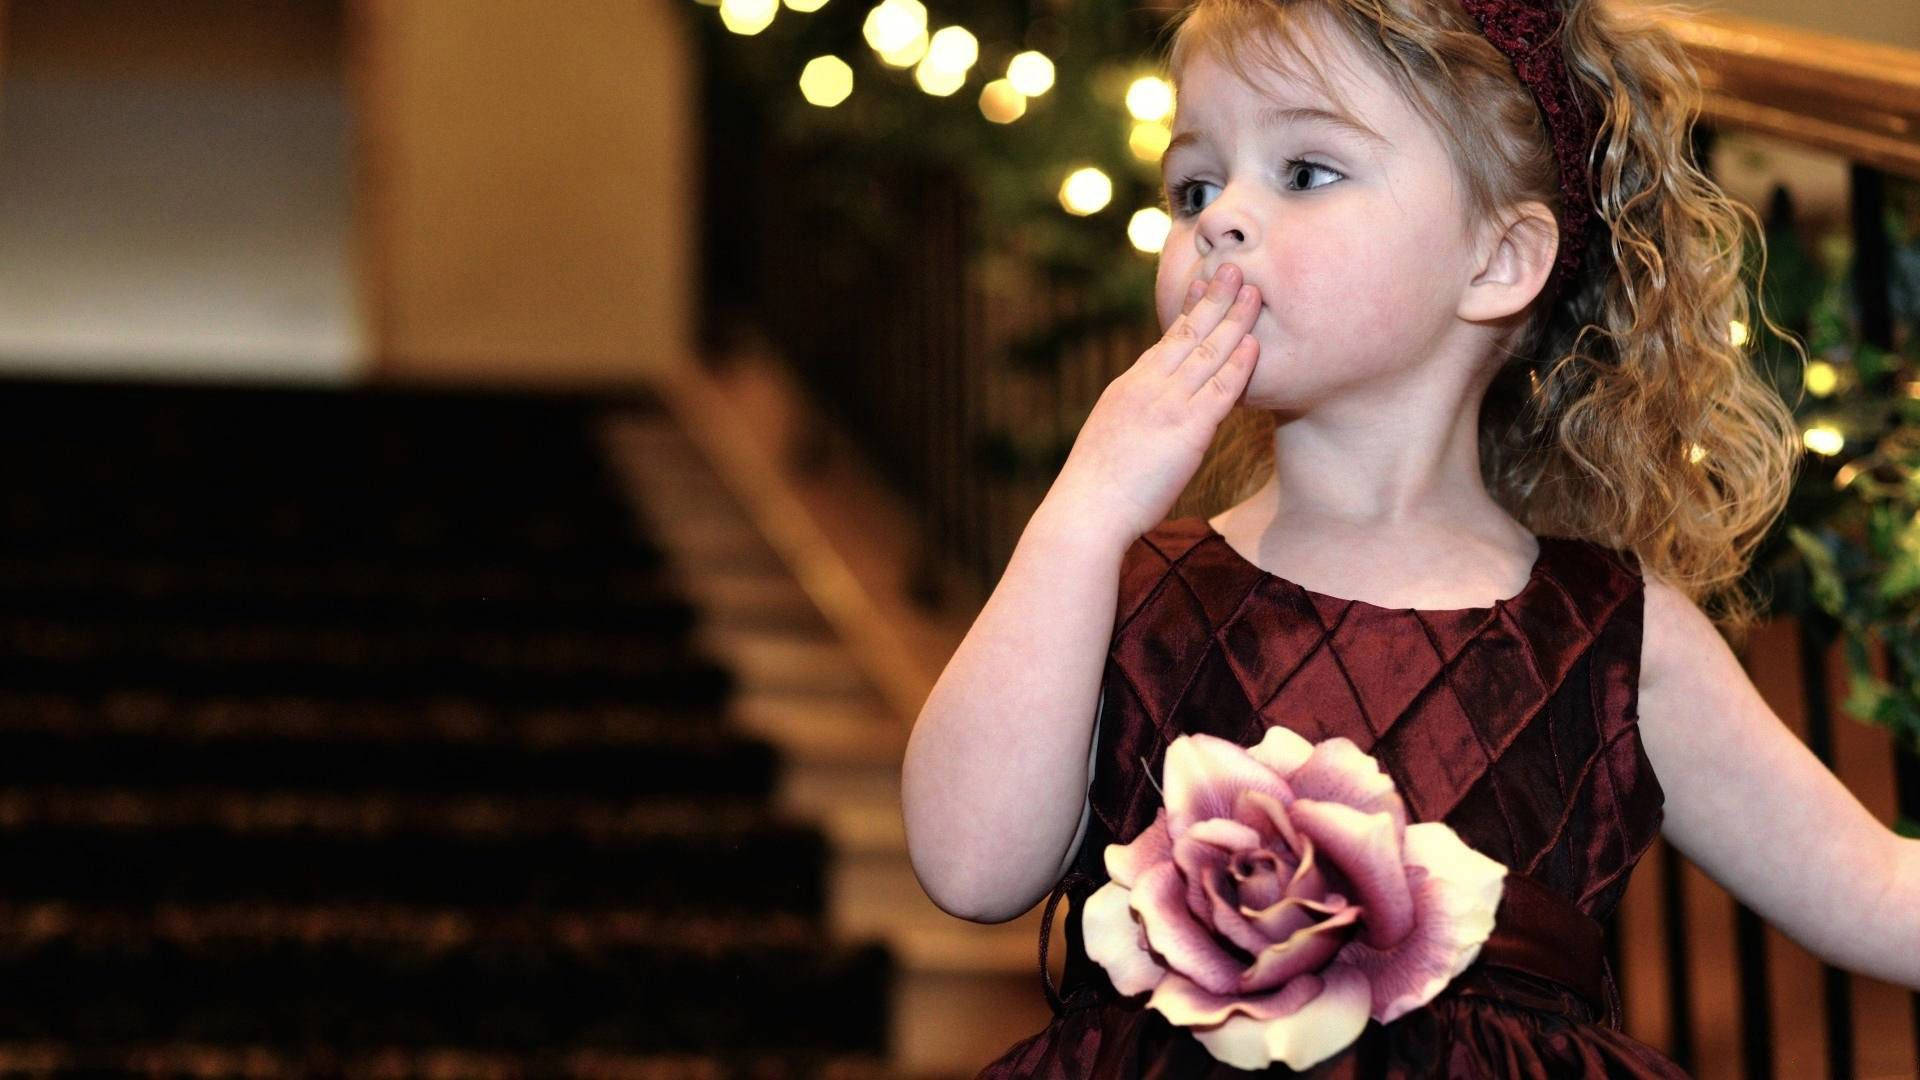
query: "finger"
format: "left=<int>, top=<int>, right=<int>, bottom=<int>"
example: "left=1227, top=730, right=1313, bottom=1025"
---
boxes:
left=1197, top=332, right=1259, bottom=409
left=1174, top=283, right=1262, bottom=393
left=1181, top=278, right=1205, bottom=317
left=1156, top=266, right=1244, bottom=371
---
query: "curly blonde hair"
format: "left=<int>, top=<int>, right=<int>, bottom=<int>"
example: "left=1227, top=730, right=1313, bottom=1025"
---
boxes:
left=1161, top=0, right=1806, bottom=649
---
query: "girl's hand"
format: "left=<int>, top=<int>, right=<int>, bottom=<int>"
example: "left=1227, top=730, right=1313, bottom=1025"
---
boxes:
left=1042, top=263, right=1262, bottom=552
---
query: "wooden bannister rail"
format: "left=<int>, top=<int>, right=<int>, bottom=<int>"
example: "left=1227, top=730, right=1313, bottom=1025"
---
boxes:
left=1616, top=1, right=1920, bottom=180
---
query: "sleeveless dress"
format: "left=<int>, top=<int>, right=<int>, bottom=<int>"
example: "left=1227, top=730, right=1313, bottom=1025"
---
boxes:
left=979, top=516, right=1689, bottom=1078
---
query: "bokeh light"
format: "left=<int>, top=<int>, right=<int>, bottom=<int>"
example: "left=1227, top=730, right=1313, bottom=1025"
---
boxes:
left=1006, top=51, right=1055, bottom=97
left=979, top=79, right=1027, bottom=123
left=1126, top=76, right=1175, bottom=122
left=799, top=56, right=854, bottom=107
left=1128, top=208, right=1171, bottom=253
left=720, top=0, right=779, bottom=35
left=1059, top=167, right=1113, bottom=216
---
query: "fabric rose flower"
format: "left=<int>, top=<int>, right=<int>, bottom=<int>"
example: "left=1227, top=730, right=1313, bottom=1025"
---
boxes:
left=1081, top=727, right=1506, bottom=1071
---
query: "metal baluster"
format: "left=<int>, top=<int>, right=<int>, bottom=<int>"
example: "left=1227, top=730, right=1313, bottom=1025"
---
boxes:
left=1801, top=611, right=1858, bottom=1079
left=1661, top=839, right=1696, bottom=1071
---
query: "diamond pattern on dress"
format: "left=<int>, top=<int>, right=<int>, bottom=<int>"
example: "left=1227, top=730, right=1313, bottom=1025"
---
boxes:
left=1088, top=516, right=1657, bottom=922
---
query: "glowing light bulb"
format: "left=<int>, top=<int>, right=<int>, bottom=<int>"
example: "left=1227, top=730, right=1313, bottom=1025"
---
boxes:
left=979, top=79, right=1027, bottom=123
left=1802, top=424, right=1844, bottom=456
left=1128, top=208, right=1171, bottom=253
left=1059, top=167, right=1112, bottom=216
left=1687, top=443, right=1707, bottom=464
left=1129, top=121, right=1171, bottom=161
left=925, top=26, right=978, bottom=72
left=799, top=56, right=854, bottom=107
left=720, top=0, right=778, bottom=34
left=915, top=56, right=967, bottom=96
left=1729, top=319, right=1750, bottom=348
left=1006, top=51, right=1055, bottom=97
left=1804, top=360, right=1838, bottom=397
left=877, top=28, right=928, bottom=67
left=862, top=0, right=926, bottom=55
left=1126, top=76, right=1175, bottom=122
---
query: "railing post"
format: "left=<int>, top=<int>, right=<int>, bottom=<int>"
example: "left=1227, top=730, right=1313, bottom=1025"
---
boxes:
left=1800, top=611, right=1860, bottom=1079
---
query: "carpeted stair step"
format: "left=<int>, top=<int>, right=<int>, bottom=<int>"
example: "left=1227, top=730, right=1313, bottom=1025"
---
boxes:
left=0, top=810, right=826, bottom=914
left=0, top=553, right=702, bottom=635
left=0, top=905, right=890, bottom=1056
left=0, top=620, right=737, bottom=706
left=0, top=728, right=779, bottom=800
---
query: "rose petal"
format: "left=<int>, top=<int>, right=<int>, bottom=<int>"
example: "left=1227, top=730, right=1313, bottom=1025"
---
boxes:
left=1148, top=968, right=1321, bottom=1028
left=1331, top=821, right=1507, bottom=1023
left=1130, top=861, right=1248, bottom=996
left=1082, top=880, right=1167, bottom=996
left=1171, top=831, right=1234, bottom=936
left=1246, top=724, right=1314, bottom=779
left=1232, top=789, right=1305, bottom=857
left=1105, top=809, right=1172, bottom=889
left=1285, top=736, right=1409, bottom=844
left=1287, top=797, right=1416, bottom=950
left=1164, top=734, right=1292, bottom=837
left=1244, top=891, right=1348, bottom=942
left=1181, top=965, right=1374, bottom=1071
left=1237, top=902, right=1361, bottom=992
left=1199, top=859, right=1279, bottom=956
left=1229, top=849, right=1285, bottom=911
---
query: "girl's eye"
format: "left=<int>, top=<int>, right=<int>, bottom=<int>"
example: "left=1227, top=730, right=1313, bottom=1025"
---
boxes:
left=1164, top=158, right=1344, bottom=219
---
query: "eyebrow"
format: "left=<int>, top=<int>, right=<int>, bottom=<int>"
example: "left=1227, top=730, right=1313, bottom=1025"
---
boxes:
left=1164, top=104, right=1390, bottom=158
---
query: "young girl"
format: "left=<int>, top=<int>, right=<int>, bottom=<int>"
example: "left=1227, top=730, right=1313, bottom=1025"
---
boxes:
left=902, top=0, right=1920, bottom=1072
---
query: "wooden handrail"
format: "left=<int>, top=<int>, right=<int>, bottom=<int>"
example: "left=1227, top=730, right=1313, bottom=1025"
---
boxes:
left=1612, top=1, right=1920, bottom=179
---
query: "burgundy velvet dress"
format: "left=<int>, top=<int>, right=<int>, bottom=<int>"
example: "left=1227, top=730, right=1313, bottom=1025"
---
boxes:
left=979, top=516, right=1688, bottom=1078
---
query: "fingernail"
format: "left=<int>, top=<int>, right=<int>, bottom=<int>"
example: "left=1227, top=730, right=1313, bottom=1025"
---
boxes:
left=1237, top=286, right=1256, bottom=304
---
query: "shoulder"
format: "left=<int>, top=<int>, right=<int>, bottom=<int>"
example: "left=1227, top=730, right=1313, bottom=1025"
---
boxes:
left=1637, top=566, right=1727, bottom=701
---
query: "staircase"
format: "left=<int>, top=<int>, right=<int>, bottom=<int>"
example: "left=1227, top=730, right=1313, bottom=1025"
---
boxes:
left=0, top=377, right=890, bottom=1079
left=605, top=362, right=1063, bottom=1079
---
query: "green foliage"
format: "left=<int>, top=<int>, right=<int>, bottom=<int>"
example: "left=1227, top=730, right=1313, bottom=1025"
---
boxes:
left=1762, top=173, right=1920, bottom=763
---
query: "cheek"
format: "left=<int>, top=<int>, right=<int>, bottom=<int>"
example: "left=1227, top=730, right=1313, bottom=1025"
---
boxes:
left=1153, top=263, right=1185, bottom=333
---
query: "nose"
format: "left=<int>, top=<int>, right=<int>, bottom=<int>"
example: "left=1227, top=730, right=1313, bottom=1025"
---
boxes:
left=1194, top=186, right=1256, bottom=256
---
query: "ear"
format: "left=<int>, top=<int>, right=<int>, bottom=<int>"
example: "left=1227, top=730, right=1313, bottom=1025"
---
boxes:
left=1458, top=200, right=1559, bottom=322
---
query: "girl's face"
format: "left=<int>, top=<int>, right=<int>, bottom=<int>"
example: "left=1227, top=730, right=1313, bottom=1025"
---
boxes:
left=1154, top=25, right=1484, bottom=412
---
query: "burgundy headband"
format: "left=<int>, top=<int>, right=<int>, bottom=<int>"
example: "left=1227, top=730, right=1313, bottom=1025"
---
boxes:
left=1456, top=0, right=1601, bottom=305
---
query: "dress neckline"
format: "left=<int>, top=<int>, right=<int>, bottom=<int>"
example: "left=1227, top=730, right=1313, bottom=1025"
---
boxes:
left=1196, top=516, right=1554, bottom=616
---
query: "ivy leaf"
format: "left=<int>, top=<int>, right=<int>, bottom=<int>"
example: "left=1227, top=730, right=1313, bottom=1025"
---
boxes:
left=1843, top=667, right=1891, bottom=725
left=1787, top=525, right=1846, bottom=617
left=1878, top=545, right=1920, bottom=604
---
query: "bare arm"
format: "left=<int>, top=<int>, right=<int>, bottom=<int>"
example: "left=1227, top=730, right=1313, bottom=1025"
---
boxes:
left=1639, top=573, right=1920, bottom=988
left=900, top=496, right=1128, bottom=923
left=901, top=263, right=1266, bottom=924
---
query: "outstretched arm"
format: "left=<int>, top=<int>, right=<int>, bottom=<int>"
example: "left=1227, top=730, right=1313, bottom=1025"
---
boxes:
left=1638, top=573, right=1920, bottom=989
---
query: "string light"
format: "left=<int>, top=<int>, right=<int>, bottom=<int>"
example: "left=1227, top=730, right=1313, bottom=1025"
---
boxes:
left=1128, top=208, right=1171, bottom=253
left=1803, top=424, right=1845, bottom=456
left=979, top=79, right=1027, bottom=123
left=1804, top=360, right=1838, bottom=397
left=863, top=0, right=927, bottom=56
left=1059, top=167, right=1113, bottom=216
left=719, top=0, right=778, bottom=35
left=1129, top=122, right=1171, bottom=161
left=799, top=56, right=854, bottom=107
left=1006, top=51, right=1055, bottom=97
left=1125, top=76, right=1175, bottom=122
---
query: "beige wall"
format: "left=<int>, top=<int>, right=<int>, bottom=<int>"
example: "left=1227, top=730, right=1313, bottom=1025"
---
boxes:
left=1697, top=0, right=1920, bottom=49
left=357, top=0, right=695, bottom=386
